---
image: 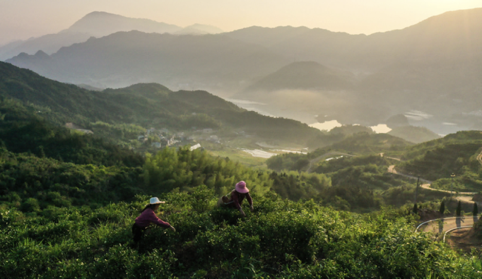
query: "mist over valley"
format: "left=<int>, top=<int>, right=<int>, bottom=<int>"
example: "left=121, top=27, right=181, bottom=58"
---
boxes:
left=5, top=8, right=482, bottom=135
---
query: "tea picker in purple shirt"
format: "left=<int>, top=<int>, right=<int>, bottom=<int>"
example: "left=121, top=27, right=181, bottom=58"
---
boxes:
left=218, top=181, right=254, bottom=217
left=132, top=197, right=176, bottom=244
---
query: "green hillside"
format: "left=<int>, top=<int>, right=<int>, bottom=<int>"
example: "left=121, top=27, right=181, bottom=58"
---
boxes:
left=0, top=130, right=476, bottom=277
left=0, top=98, right=144, bottom=167
left=266, top=131, right=460, bottom=208
left=272, top=131, right=411, bottom=171
left=401, top=131, right=482, bottom=160
left=397, top=131, right=482, bottom=191
left=0, top=62, right=322, bottom=146
left=1, top=58, right=481, bottom=277
left=0, top=137, right=478, bottom=277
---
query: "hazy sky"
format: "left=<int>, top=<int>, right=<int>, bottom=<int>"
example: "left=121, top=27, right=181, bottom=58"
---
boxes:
left=1, top=0, right=481, bottom=45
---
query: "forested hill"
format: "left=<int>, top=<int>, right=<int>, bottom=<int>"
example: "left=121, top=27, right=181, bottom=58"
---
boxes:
left=0, top=62, right=321, bottom=144
left=400, top=131, right=482, bottom=161
left=1, top=65, right=480, bottom=277
left=267, top=131, right=412, bottom=172
left=396, top=131, right=482, bottom=190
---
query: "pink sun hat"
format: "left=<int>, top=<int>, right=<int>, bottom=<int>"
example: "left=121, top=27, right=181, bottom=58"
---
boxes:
left=235, top=181, right=249, bottom=193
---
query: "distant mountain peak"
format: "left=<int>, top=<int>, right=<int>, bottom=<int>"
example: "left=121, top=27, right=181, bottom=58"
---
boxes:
left=34, top=50, right=49, bottom=57
left=121, top=83, right=170, bottom=93
left=15, top=52, right=29, bottom=58
left=83, top=11, right=118, bottom=17
left=242, top=61, right=355, bottom=93
left=66, top=11, right=181, bottom=37
left=8, top=50, right=51, bottom=63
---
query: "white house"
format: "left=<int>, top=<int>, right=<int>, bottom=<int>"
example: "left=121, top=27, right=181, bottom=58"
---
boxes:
left=190, top=143, right=201, bottom=151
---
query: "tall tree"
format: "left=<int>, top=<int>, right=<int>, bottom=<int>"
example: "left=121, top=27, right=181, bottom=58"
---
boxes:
left=439, top=200, right=445, bottom=215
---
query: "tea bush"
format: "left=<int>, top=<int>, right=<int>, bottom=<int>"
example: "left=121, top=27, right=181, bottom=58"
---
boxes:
left=1, top=187, right=481, bottom=278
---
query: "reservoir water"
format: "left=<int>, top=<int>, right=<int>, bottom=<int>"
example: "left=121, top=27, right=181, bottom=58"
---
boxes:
left=310, top=121, right=391, bottom=133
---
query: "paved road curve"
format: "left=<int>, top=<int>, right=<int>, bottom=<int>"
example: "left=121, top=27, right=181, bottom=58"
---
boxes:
left=415, top=216, right=478, bottom=240
left=388, top=153, right=482, bottom=238
left=388, top=163, right=481, bottom=238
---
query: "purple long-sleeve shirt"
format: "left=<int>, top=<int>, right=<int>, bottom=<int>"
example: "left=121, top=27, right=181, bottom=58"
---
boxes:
left=135, top=208, right=171, bottom=229
left=230, top=190, right=253, bottom=210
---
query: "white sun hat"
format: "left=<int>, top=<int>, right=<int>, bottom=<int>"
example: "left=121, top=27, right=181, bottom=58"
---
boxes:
left=149, top=197, right=165, bottom=205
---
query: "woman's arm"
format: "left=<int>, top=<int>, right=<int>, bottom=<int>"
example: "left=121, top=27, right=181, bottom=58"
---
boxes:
left=246, top=193, right=253, bottom=207
left=146, top=210, right=171, bottom=228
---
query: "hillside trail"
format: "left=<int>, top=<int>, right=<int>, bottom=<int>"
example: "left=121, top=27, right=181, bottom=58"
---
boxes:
left=388, top=148, right=482, bottom=196
left=387, top=165, right=478, bottom=200
left=305, top=151, right=354, bottom=173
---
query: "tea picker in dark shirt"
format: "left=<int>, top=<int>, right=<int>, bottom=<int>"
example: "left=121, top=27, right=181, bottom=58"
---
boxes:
left=218, top=181, right=254, bottom=216
left=132, top=197, right=176, bottom=245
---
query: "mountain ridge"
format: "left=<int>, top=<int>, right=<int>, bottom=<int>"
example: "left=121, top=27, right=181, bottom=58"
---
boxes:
left=6, top=8, right=482, bottom=133
left=7, top=30, right=289, bottom=91
left=0, top=61, right=321, bottom=145
left=65, top=11, right=181, bottom=37
left=0, top=11, right=223, bottom=61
